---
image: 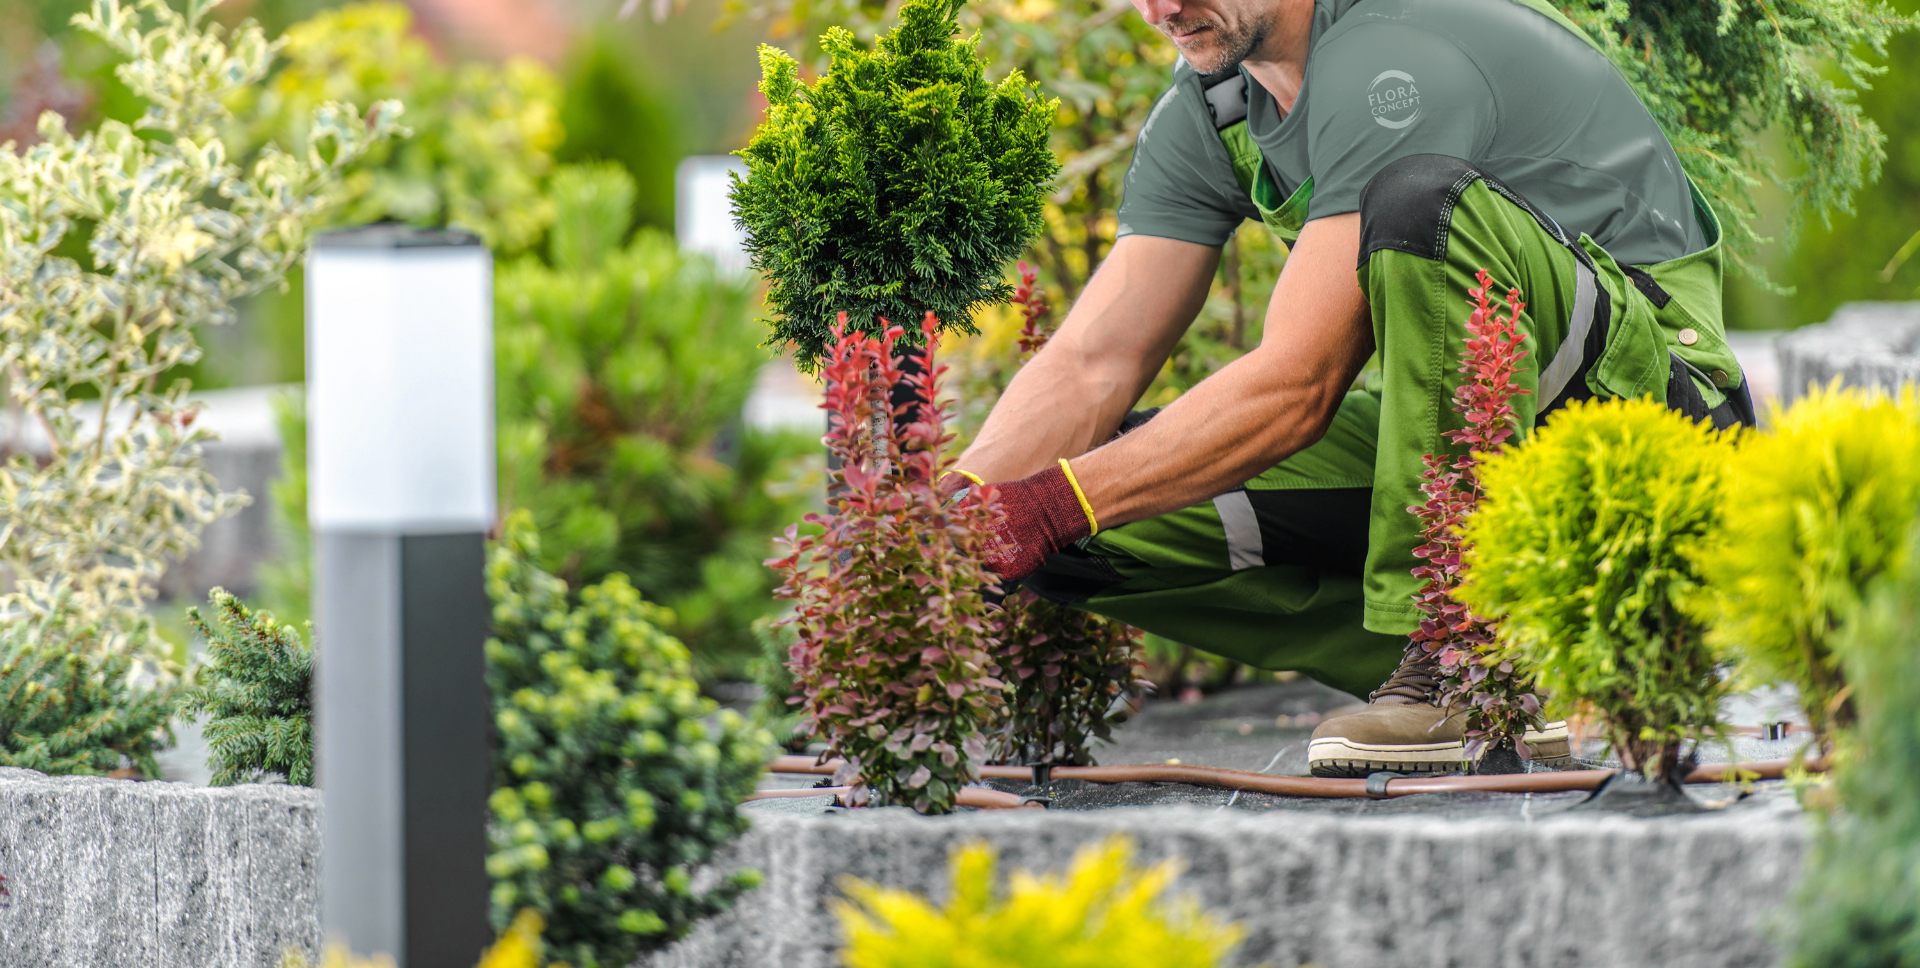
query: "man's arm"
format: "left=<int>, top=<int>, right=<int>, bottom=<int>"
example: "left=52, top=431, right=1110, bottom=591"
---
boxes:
left=954, top=234, right=1219, bottom=483
left=1075, top=213, right=1372, bottom=525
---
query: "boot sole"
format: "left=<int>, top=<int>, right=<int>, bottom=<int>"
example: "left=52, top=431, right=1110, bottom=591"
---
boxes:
left=1306, top=721, right=1576, bottom=778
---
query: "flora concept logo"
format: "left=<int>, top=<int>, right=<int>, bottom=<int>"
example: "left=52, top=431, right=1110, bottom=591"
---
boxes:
left=1368, top=70, right=1422, bottom=129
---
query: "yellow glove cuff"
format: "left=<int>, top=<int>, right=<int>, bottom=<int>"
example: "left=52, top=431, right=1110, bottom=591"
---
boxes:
left=1057, top=458, right=1099, bottom=537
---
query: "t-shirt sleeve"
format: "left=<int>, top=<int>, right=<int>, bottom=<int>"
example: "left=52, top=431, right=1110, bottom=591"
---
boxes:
left=1115, top=80, right=1260, bottom=247
left=1304, top=24, right=1495, bottom=221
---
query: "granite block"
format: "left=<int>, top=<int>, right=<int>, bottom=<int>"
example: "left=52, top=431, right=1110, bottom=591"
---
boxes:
left=646, top=796, right=1808, bottom=968
left=0, top=770, right=320, bottom=968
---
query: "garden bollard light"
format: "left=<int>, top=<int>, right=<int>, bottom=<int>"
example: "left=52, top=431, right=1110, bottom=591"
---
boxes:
left=307, top=225, right=495, bottom=968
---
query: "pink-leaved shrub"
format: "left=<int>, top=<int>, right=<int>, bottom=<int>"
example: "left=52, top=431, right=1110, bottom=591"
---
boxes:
left=988, top=262, right=1150, bottom=767
left=1410, top=270, right=1545, bottom=762
left=767, top=313, right=1007, bottom=813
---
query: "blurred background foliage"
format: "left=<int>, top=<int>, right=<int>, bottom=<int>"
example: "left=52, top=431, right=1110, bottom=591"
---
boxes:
left=496, top=163, right=815, bottom=680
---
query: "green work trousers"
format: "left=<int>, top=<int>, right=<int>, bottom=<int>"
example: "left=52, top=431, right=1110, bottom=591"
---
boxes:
left=1026, top=154, right=1748, bottom=699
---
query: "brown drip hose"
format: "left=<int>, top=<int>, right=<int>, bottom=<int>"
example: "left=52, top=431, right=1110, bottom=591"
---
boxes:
left=743, top=784, right=1040, bottom=809
left=762, top=754, right=1824, bottom=807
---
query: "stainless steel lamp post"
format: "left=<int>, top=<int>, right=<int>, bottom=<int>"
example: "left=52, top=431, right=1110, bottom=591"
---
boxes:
left=306, top=225, right=495, bottom=967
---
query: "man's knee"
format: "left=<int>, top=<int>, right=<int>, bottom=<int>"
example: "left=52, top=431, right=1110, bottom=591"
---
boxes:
left=1356, top=154, right=1553, bottom=266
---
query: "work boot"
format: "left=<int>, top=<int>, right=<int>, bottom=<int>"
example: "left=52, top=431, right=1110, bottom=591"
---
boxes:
left=1307, top=643, right=1572, bottom=777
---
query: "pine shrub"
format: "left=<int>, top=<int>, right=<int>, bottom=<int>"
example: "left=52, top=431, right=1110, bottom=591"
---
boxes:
left=1784, top=526, right=1920, bottom=967
left=181, top=588, right=314, bottom=787
left=1689, top=383, right=1920, bottom=745
left=837, top=835, right=1243, bottom=968
left=1456, top=398, right=1732, bottom=782
left=767, top=314, right=1006, bottom=813
left=731, top=0, right=1059, bottom=368
left=1411, top=272, right=1545, bottom=762
left=0, top=604, right=176, bottom=778
left=495, top=162, right=816, bottom=680
left=485, top=511, right=771, bottom=968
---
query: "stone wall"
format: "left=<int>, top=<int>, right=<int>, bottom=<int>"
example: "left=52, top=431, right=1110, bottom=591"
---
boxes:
left=0, top=769, right=320, bottom=968
left=649, top=798, right=1808, bottom=968
left=1776, top=302, right=1920, bottom=402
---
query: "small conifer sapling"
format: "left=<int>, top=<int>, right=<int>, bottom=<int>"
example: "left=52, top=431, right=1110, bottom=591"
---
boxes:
left=731, top=0, right=1060, bottom=368
left=182, top=588, right=315, bottom=786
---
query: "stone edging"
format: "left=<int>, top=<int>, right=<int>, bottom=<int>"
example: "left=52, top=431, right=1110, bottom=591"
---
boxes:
left=0, top=767, right=320, bottom=968
left=648, top=799, right=1808, bottom=968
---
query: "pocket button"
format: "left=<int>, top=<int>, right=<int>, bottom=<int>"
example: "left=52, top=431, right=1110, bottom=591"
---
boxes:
left=1677, top=327, right=1699, bottom=346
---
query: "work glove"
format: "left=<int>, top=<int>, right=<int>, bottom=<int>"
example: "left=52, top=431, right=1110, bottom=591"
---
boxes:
left=964, top=462, right=1094, bottom=581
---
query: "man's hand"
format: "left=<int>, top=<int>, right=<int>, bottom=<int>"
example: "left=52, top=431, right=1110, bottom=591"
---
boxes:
left=959, top=214, right=1372, bottom=550
left=972, top=463, right=1093, bottom=580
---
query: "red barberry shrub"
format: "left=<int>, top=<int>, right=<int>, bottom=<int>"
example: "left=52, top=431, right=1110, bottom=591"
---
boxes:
left=1409, top=270, right=1545, bottom=762
left=1012, top=260, right=1051, bottom=358
left=991, top=589, right=1151, bottom=767
left=767, top=312, right=1007, bottom=813
left=985, top=264, right=1152, bottom=768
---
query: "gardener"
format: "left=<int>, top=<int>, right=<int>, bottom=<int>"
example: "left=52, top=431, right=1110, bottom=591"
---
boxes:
left=949, top=0, right=1754, bottom=776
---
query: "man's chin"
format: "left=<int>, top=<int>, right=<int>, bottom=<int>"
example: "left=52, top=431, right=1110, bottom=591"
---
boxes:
left=1182, top=47, right=1242, bottom=75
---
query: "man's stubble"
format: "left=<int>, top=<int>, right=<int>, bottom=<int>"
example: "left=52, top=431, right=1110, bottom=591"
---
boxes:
left=1166, top=2, right=1276, bottom=75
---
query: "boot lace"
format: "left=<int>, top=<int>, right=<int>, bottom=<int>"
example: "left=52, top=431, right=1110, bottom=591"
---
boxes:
left=1369, top=642, right=1442, bottom=704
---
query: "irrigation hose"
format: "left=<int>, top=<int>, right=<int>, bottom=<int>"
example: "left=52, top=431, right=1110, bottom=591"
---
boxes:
left=742, top=785, right=1041, bottom=810
left=764, top=754, right=1824, bottom=802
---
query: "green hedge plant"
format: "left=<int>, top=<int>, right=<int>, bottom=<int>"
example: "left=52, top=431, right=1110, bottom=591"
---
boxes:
left=485, top=510, right=771, bottom=968
left=1457, top=398, right=1732, bottom=784
left=181, top=588, right=314, bottom=786
left=0, top=0, right=397, bottom=661
left=731, top=0, right=1059, bottom=368
left=1689, top=382, right=1920, bottom=746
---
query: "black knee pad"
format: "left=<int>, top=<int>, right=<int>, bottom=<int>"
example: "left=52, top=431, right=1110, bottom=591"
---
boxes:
left=1356, top=154, right=1561, bottom=267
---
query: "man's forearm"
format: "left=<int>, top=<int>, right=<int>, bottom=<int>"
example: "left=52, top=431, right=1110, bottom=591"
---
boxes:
left=1071, top=213, right=1373, bottom=529
left=955, top=236, right=1217, bottom=483
left=955, top=339, right=1138, bottom=483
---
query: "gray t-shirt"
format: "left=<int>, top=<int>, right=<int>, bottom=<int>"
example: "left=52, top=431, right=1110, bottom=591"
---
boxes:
left=1117, top=0, right=1706, bottom=267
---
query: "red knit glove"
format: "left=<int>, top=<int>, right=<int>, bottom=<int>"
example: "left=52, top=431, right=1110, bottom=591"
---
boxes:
left=973, top=462, right=1093, bottom=580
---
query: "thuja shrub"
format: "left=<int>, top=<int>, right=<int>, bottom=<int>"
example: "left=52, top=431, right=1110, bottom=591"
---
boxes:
left=1457, top=398, right=1732, bottom=782
left=838, top=835, right=1243, bottom=968
left=731, top=0, right=1059, bottom=368
left=0, top=601, right=176, bottom=778
left=768, top=314, right=1006, bottom=813
left=486, top=511, right=770, bottom=967
left=1688, top=383, right=1920, bottom=745
left=1411, top=271, right=1545, bottom=762
left=1784, top=526, right=1920, bottom=966
left=181, top=589, right=314, bottom=786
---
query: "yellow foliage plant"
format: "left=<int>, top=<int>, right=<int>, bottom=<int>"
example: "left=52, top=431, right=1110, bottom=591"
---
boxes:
left=283, top=909, right=555, bottom=968
left=837, top=835, right=1244, bottom=968
left=1689, top=381, right=1920, bottom=746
